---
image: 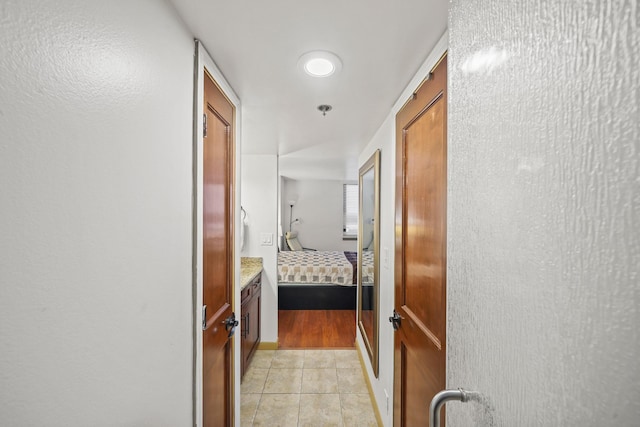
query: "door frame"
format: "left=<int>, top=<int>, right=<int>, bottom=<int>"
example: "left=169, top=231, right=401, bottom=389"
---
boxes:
left=193, top=40, right=242, bottom=426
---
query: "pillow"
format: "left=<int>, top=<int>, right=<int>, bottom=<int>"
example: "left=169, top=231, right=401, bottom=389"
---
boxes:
left=285, top=232, right=303, bottom=251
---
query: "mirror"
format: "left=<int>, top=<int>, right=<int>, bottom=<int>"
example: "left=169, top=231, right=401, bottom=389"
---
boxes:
left=358, top=149, right=380, bottom=377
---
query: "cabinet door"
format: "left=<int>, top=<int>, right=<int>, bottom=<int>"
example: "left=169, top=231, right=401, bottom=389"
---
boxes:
left=245, top=289, right=261, bottom=363
left=240, top=275, right=262, bottom=378
left=240, top=299, right=249, bottom=378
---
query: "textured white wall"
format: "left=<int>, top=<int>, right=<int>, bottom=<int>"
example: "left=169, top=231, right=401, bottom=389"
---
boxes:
left=281, top=178, right=358, bottom=251
left=447, top=1, right=640, bottom=425
left=241, top=155, right=279, bottom=343
left=0, top=1, right=194, bottom=425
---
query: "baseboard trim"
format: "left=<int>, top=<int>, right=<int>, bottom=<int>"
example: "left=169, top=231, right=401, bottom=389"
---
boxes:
left=257, top=341, right=278, bottom=350
left=356, top=340, right=384, bottom=427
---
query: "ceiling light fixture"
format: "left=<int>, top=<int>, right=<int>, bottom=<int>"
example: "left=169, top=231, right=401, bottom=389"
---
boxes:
left=298, top=51, right=342, bottom=78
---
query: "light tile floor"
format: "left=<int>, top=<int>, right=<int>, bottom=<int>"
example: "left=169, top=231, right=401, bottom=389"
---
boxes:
left=241, top=349, right=379, bottom=427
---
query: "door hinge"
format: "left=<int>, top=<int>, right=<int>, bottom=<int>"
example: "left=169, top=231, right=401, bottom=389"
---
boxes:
left=203, top=113, right=208, bottom=138
left=202, top=305, right=207, bottom=330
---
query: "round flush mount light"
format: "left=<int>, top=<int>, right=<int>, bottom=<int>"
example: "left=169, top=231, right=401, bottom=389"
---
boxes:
left=298, top=51, right=342, bottom=77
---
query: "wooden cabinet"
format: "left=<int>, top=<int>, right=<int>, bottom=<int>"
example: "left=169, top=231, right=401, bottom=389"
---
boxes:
left=241, top=272, right=261, bottom=378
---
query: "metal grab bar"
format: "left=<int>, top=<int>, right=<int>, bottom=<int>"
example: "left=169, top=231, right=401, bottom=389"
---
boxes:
left=429, top=388, right=470, bottom=427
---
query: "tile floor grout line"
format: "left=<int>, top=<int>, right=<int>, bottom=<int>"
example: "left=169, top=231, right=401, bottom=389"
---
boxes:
left=295, top=378, right=302, bottom=427
left=251, top=391, right=263, bottom=426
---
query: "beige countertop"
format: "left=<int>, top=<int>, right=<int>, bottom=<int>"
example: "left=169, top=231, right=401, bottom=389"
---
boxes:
left=240, top=257, right=263, bottom=290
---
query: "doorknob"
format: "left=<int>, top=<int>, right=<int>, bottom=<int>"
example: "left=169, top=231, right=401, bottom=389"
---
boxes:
left=389, top=310, right=402, bottom=330
left=429, top=389, right=472, bottom=427
left=223, top=312, right=239, bottom=338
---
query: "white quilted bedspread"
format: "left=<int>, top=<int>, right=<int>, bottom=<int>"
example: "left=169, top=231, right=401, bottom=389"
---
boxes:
left=277, top=251, right=354, bottom=286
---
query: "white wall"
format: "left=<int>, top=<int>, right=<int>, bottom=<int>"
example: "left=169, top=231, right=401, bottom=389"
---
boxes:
left=0, top=1, right=194, bottom=425
left=355, top=33, right=449, bottom=427
left=241, top=155, right=279, bottom=343
left=281, top=178, right=358, bottom=251
left=447, top=1, right=640, bottom=425
left=356, top=116, right=395, bottom=426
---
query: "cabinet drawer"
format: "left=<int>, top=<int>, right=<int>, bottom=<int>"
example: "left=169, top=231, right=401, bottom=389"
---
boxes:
left=241, top=273, right=261, bottom=303
left=241, top=285, right=251, bottom=303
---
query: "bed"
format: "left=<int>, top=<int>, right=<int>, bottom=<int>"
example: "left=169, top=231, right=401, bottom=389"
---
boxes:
left=277, top=250, right=374, bottom=310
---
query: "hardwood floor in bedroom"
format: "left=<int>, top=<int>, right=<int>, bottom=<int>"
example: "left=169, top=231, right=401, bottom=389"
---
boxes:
left=278, top=310, right=355, bottom=348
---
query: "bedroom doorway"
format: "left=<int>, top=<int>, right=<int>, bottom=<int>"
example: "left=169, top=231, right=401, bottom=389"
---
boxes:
left=277, top=181, right=360, bottom=349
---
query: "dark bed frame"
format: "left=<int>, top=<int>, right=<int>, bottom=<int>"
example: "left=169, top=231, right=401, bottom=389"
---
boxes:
left=278, top=284, right=373, bottom=310
left=277, top=250, right=374, bottom=310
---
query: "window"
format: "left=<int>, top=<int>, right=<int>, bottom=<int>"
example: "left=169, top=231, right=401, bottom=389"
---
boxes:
left=343, top=183, right=358, bottom=239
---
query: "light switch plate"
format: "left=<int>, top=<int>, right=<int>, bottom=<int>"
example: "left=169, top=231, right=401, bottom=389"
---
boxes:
left=260, top=232, right=273, bottom=246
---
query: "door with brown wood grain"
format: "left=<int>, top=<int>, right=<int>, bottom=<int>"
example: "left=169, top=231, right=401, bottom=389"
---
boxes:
left=202, top=69, right=236, bottom=427
left=393, top=54, right=447, bottom=426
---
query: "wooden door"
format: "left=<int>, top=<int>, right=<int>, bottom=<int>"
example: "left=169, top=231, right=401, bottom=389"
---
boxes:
left=393, top=54, right=447, bottom=426
left=202, top=69, right=235, bottom=427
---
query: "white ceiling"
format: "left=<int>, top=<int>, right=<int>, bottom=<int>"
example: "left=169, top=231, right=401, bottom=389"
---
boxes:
left=169, top=0, right=447, bottom=180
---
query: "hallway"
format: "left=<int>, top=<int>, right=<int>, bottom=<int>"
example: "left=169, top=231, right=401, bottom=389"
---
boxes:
left=2, top=1, right=638, bottom=425
left=240, top=349, right=378, bottom=426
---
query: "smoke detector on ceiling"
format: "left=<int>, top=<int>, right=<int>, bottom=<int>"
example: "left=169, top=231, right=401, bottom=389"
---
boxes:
left=317, top=105, right=332, bottom=116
